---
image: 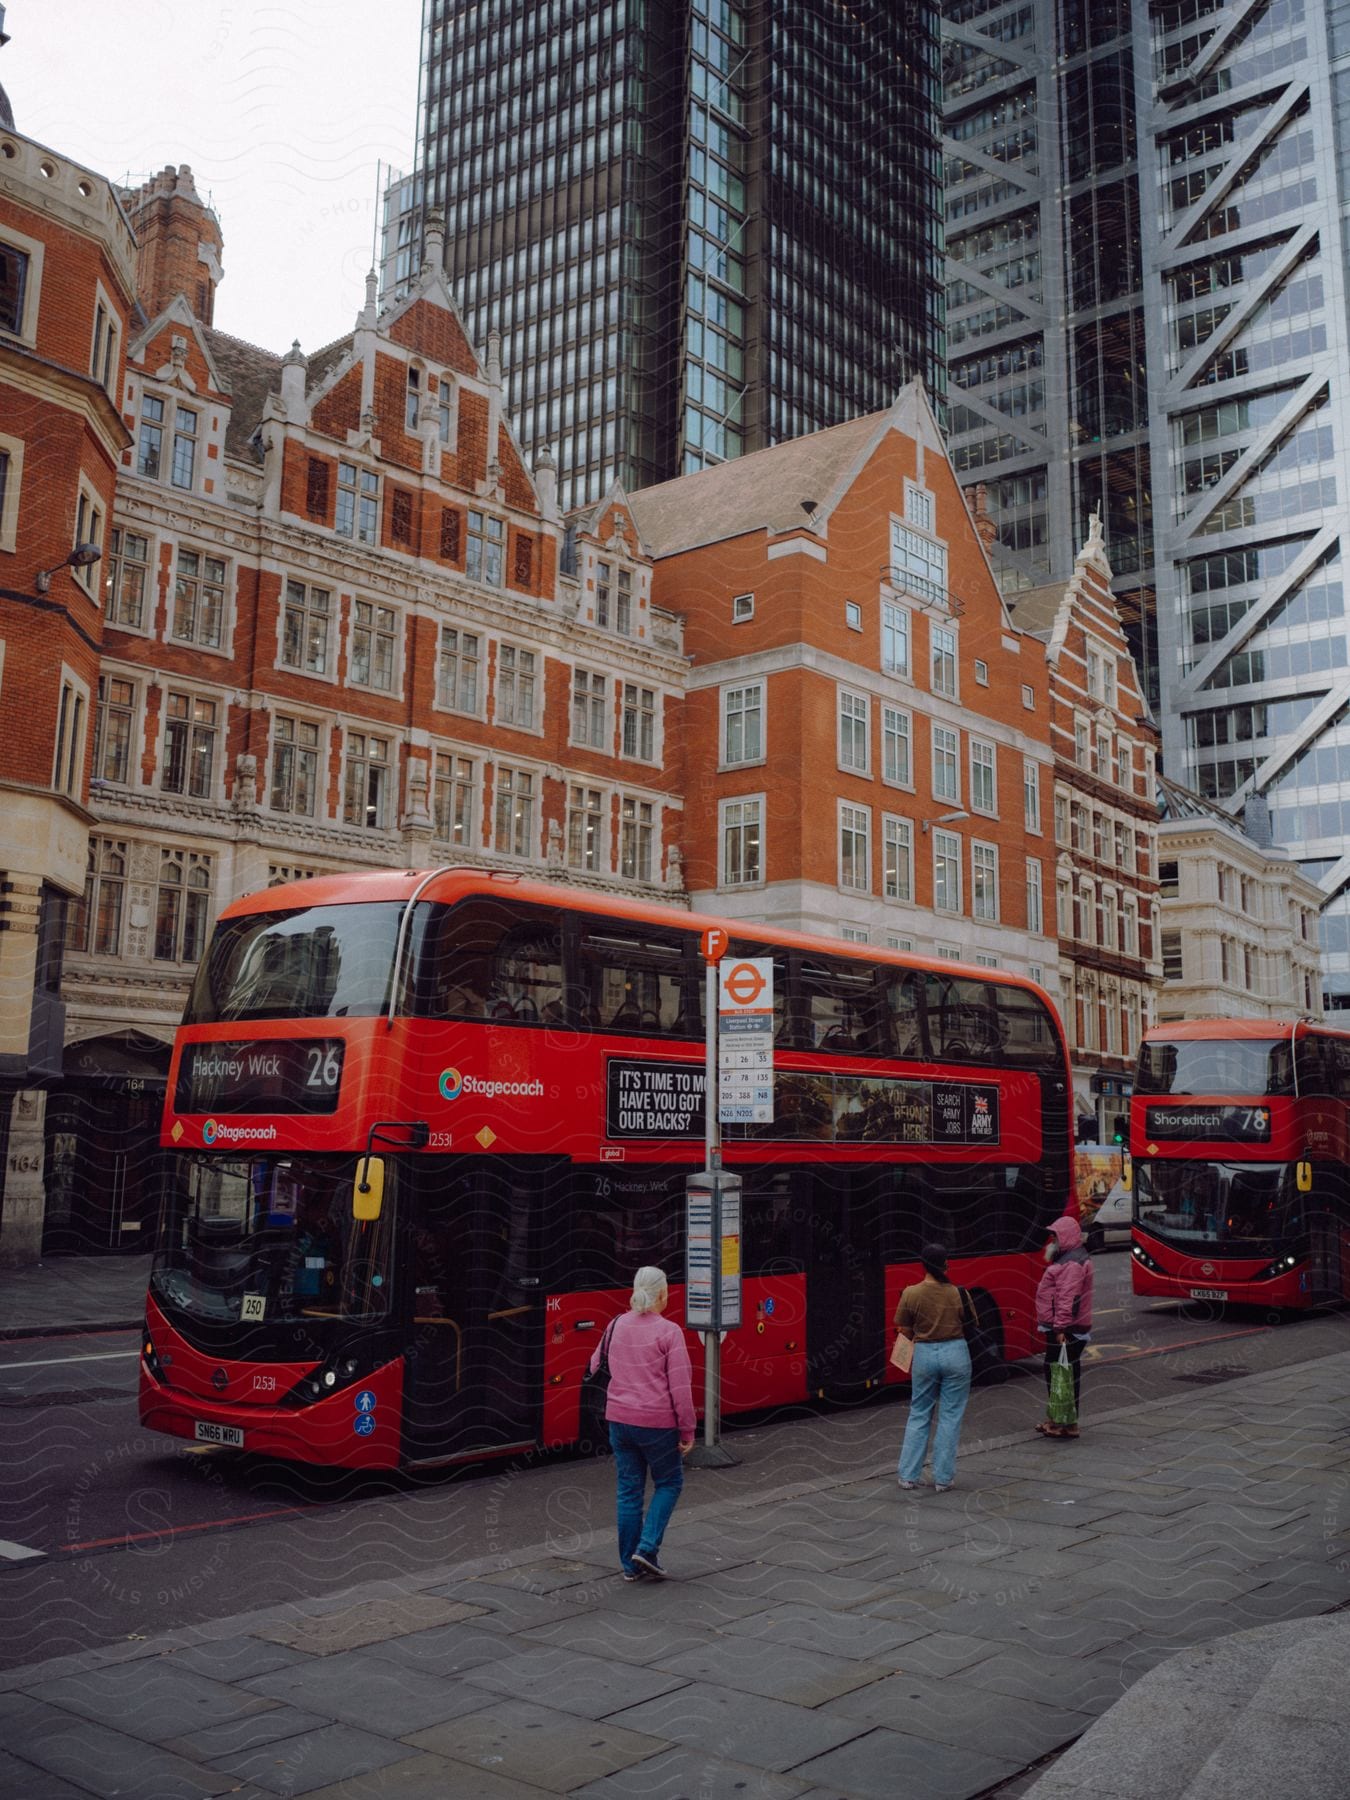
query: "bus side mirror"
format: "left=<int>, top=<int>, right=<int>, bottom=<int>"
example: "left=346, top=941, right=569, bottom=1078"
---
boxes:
left=1296, top=1161, right=1312, bottom=1193
left=353, top=1156, right=386, bottom=1221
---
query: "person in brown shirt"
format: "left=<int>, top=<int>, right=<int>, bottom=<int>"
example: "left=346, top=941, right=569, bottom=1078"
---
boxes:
left=895, top=1243, right=972, bottom=1492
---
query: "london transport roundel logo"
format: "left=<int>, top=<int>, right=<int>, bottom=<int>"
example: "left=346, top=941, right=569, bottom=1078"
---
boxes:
left=203, top=1118, right=219, bottom=1145
left=724, top=962, right=767, bottom=1007
left=438, top=1068, right=463, bottom=1102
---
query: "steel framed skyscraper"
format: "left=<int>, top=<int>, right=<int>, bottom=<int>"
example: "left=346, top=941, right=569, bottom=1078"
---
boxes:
left=410, top=0, right=946, bottom=512
left=941, top=0, right=1350, bottom=1010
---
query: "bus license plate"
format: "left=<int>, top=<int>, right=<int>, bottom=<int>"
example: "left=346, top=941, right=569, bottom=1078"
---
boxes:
left=1189, top=1287, right=1228, bottom=1301
left=194, top=1421, right=244, bottom=1447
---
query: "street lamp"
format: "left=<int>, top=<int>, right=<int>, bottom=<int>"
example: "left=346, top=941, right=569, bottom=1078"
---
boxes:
left=922, top=809, right=970, bottom=835
left=35, top=541, right=103, bottom=594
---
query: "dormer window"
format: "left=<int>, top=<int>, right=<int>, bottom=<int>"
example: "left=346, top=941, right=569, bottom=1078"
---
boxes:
left=437, top=377, right=453, bottom=444
left=597, top=560, right=633, bottom=634
left=138, top=395, right=165, bottom=479
left=137, top=391, right=197, bottom=489
left=406, top=367, right=421, bottom=431
left=467, top=511, right=504, bottom=586
left=171, top=408, right=197, bottom=489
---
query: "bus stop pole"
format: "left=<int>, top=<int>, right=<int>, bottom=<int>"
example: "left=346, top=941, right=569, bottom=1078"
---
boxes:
left=684, top=954, right=737, bottom=1468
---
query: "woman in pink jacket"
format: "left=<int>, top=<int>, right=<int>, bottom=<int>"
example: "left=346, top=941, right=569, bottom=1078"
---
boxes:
left=1035, top=1213, right=1094, bottom=1438
left=589, top=1266, right=695, bottom=1581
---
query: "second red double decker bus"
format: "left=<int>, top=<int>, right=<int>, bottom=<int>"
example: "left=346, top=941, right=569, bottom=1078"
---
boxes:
left=1130, top=1018, right=1350, bottom=1309
left=141, top=868, right=1074, bottom=1469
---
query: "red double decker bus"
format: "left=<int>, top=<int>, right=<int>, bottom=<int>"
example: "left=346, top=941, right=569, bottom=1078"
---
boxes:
left=1130, top=1018, right=1350, bottom=1309
left=142, top=868, right=1074, bottom=1469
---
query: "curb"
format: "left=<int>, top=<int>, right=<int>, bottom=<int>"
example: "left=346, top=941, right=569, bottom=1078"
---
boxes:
left=0, top=1319, right=141, bottom=1342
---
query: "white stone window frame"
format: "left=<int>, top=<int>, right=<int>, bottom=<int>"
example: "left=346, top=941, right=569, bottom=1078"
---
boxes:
left=435, top=622, right=485, bottom=720
left=0, top=430, right=23, bottom=554
left=276, top=575, right=336, bottom=685
left=346, top=595, right=405, bottom=700
left=838, top=687, right=871, bottom=776
left=719, top=792, right=765, bottom=889
left=731, top=591, right=755, bottom=623
left=721, top=678, right=765, bottom=770
left=570, top=665, right=611, bottom=752
left=882, top=811, right=914, bottom=903
left=269, top=710, right=328, bottom=820
left=0, top=220, right=44, bottom=346
left=158, top=681, right=225, bottom=805
left=343, top=724, right=396, bottom=834
left=881, top=703, right=913, bottom=790
left=1085, top=637, right=1118, bottom=709
left=92, top=667, right=142, bottom=790
left=972, top=838, right=1000, bottom=923
left=104, top=525, right=156, bottom=637
left=172, top=541, right=233, bottom=658
left=1026, top=856, right=1044, bottom=935
left=1023, top=758, right=1042, bottom=833
left=89, top=279, right=121, bottom=395
left=620, top=677, right=661, bottom=764
left=930, top=618, right=959, bottom=699
left=567, top=780, right=610, bottom=875
left=72, top=472, right=106, bottom=599
left=970, top=737, right=997, bottom=817
left=881, top=597, right=912, bottom=680
left=932, top=827, right=963, bottom=915
left=492, top=636, right=544, bottom=737
left=932, top=723, right=961, bottom=804
left=491, top=757, right=544, bottom=861
left=838, top=799, right=872, bottom=894
left=431, top=743, right=479, bottom=850
left=53, top=661, right=91, bottom=797
left=904, top=479, right=934, bottom=533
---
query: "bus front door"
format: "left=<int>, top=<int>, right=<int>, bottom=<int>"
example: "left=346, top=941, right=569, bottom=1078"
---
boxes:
left=403, top=1163, right=545, bottom=1460
left=804, top=1167, right=884, bottom=1397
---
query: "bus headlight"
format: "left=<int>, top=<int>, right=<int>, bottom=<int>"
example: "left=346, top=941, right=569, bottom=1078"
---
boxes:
left=1251, top=1253, right=1301, bottom=1281
left=282, top=1348, right=377, bottom=1407
left=141, top=1326, right=165, bottom=1382
left=1132, top=1243, right=1162, bottom=1274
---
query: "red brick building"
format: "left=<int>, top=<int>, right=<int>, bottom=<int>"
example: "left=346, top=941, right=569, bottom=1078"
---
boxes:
left=0, top=113, right=136, bottom=1260
left=629, top=391, right=1062, bottom=984
left=1004, top=518, right=1161, bottom=1140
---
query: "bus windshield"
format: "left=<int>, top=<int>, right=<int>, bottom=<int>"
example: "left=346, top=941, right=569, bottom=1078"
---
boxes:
left=1135, top=1037, right=1293, bottom=1098
left=1135, top=1160, right=1291, bottom=1252
left=151, top=1155, right=392, bottom=1325
left=185, top=903, right=404, bottom=1023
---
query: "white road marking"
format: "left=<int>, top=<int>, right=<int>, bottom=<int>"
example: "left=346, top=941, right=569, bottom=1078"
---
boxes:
left=0, top=1539, right=46, bottom=1561
left=1, top=1351, right=137, bottom=1371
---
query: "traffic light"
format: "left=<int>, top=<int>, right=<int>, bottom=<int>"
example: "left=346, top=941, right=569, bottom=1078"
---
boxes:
left=1110, top=1115, right=1127, bottom=1146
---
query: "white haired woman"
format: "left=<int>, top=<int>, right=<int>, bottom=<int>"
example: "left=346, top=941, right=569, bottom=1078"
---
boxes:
left=588, top=1265, right=695, bottom=1581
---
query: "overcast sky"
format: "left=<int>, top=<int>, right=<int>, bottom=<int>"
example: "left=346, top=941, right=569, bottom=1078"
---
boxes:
left=7, top=0, right=422, bottom=354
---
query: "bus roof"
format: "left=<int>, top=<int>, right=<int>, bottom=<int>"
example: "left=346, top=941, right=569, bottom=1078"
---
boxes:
left=1142, top=1018, right=1349, bottom=1044
left=225, top=865, right=1055, bottom=1001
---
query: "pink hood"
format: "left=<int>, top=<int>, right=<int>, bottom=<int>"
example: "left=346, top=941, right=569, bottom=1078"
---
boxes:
left=1048, top=1214, right=1084, bottom=1252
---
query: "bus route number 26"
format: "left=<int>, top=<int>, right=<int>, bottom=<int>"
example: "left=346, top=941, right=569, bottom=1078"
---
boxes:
left=305, top=1046, right=342, bottom=1090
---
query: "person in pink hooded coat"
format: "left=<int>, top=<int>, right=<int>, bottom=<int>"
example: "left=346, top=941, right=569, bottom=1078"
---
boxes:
left=1034, top=1213, right=1094, bottom=1438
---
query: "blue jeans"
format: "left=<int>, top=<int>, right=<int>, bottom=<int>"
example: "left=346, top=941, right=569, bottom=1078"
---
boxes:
left=609, top=1421, right=684, bottom=1571
left=899, top=1338, right=972, bottom=1487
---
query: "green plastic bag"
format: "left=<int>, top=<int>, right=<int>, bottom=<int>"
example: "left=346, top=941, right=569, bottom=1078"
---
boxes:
left=1047, top=1343, right=1077, bottom=1428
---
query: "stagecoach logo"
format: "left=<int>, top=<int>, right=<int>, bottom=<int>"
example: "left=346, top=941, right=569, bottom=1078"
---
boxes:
left=203, top=1118, right=219, bottom=1145
left=201, top=1118, right=279, bottom=1147
left=437, top=1067, right=544, bottom=1103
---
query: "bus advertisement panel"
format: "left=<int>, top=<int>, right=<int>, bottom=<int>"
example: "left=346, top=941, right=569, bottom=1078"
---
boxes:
left=1129, top=1018, right=1350, bottom=1308
left=142, top=869, right=1075, bottom=1470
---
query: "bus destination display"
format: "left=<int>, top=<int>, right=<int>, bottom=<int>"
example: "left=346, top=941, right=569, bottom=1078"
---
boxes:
left=175, top=1040, right=345, bottom=1116
left=1145, top=1103, right=1271, bottom=1143
left=606, top=1060, right=1001, bottom=1145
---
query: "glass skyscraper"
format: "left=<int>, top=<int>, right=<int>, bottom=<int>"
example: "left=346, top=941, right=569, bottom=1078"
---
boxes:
left=941, top=0, right=1350, bottom=1010
left=410, top=0, right=945, bottom=511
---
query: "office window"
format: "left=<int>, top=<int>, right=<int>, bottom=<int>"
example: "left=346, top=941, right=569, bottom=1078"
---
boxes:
left=170, top=407, right=197, bottom=489
left=568, top=784, right=604, bottom=871
left=839, top=690, right=870, bottom=773
left=1057, top=877, right=1071, bottom=935
left=1122, top=898, right=1138, bottom=956
left=931, top=623, right=958, bottom=697
left=845, top=601, right=862, bottom=631
left=0, top=240, right=31, bottom=335
left=882, top=706, right=911, bottom=785
left=883, top=815, right=913, bottom=902
left=90, top=300, right=118, bottom=391
left=73, top=486, right=103, bottom=591
left=1161, top=929, right=1183, bottom=981
left=1116, top=741, right=1131, bottom=788
left=621, top=796, right=654, bottom=881
left=437, top=625, right=480, bottom=713
left=891, top=518, right=947, bottom=605
left=72, top=838, right=126, bottom=956
left=1095, top=731, right=1111, bottom=778
left=161, top=692, right=217, bottom=799
left=1027, top=858, right=1043, bottom=934
left=932, top=725, right=959, bottom=801
left=154, top=850, right=212, bottom=963
left=933, top=829, right=962, bottom=912
left=882, top=601, right=911, bottom=676
left=171, top=549, right=225, bottom=648
left=596, top=560, right=633, bottom=632
left=494, top=765, right=536, bottom=856
left=137, top=393, right=165, bottom=479
left=343, top=732, right=389, bottom=830
left=336, top=463, right=379, bottom=543
left=437, top=378, right=454, bottom=444
left=105, top=531, right=149, bottom=630
left=433, top=752, right=476, bottom=847
left=271, top=716, right=320, bottom=816
left=282, top=579, right=330, bottom=673
left=496, top=643, right=537, bottom=729
left=974, top=659, right=989, bottom=686
left=721, top=796, right=762, bottom=885
left=732, top=592, right=754, bottom=622
left=468, top=512, right=505, bottom=586
left=971, top=739, right=996, bottom=814
left=1087, top=645, right=1117, bottom=707
left=724, top=681, right=763, bottom=764
left=93, top=676, right=136, bottom=785
left=1024, top=760, right=1041, bottom=831
left=572, top=669, right=608, bottom=747
left=1075, top=717, right=1090, bottom=767
left=1054, top=793, right=1069, bottom=843
left=350, top=600, right=398, bottom=691
left=905, top=482, right=934, bottom=532
left=839, top=803, right=871, bottom=891
left=973, top=842, right=999, bottom=921
left=622, top=683, right=656, bottom=759
left=52, top=674, right=87, bottom=797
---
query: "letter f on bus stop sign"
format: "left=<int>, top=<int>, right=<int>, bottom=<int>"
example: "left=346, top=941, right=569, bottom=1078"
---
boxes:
left=700, top=927, right=729, bottom=964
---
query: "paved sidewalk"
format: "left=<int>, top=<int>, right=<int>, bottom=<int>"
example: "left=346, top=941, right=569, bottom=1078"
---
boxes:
left=0, top=1253, right=151, bottom=1337
left=2, top=1351, right=1349, bottom=1800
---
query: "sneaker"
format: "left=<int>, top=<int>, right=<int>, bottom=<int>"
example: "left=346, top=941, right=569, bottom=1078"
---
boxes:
left=621, top=1568, right=643, bottom=1582
left=898, top=1479, right=919, bottom=1490
left=933, top=1483, right=954, bottom=1493
left=631, top=1549, right=667, bottom=1581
